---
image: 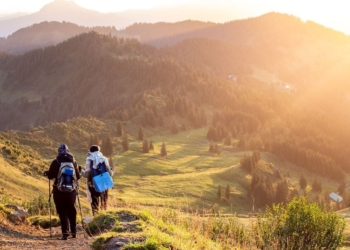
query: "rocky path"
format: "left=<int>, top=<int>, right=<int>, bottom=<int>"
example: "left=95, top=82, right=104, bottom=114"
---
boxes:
left=0, top=220, right=93, bottom=250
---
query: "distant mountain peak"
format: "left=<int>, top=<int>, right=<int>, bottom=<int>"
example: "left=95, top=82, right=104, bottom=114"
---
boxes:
left=39, top=0, right=88, bottom=13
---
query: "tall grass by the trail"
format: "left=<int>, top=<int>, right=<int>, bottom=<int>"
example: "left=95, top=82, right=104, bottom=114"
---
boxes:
left=91, top=197, right=346, bottom=250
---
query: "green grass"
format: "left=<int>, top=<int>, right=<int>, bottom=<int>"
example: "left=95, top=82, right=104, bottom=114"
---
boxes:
left=113, top=128, right=248, bottom=213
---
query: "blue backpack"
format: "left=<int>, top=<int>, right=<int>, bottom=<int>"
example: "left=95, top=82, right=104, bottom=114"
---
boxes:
left=90, top=161, right=114, bottom=193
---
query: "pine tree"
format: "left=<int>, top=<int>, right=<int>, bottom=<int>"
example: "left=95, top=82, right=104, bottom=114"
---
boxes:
left=138, top=125, right=144, bottom=140
left=117, top=122, right=122, bottom=137
left=149, top=139, right=154, bottom=150
left=160, top=142, right=167, bottom=156
left=275, top=179, right=289, bottom=204
left=142, top=138, right=149, bottom=153
left=299, top=175, right=307, bottom=192
left=122, top=133, right=129, bottom=151
left=225, top=184, right=230, bottom=200
left=217, top=185, right=222, bottom=199
left=224, top=133, right=232, bottom=146
left=104, top=135, right=113, bottom=156
left=209, top=141, right=214, bottom=152
left=170, top=118, right=178, bottom=134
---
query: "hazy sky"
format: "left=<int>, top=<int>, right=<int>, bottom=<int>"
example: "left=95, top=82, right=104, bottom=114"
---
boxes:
left=1, top=0, right=350, bottom=34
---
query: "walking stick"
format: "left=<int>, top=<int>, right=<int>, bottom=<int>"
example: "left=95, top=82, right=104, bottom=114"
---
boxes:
left=48, top=179, right=52, bottom=238
left=76, top=184, right=84, bottom=228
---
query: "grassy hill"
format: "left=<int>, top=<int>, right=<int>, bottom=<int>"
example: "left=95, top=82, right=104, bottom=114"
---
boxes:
left=1, top=117, right=347, bottom=215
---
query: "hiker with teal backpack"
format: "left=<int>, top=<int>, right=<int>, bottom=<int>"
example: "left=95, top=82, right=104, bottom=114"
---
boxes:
left=81, top=145, right=114, bottom=215
left=43, top=144, right=81, bottom=240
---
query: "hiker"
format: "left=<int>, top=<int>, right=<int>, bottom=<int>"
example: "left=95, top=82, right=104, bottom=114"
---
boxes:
left=43, top=144, right=81, bottom=240
left=81, top=145, right=113, bottom=215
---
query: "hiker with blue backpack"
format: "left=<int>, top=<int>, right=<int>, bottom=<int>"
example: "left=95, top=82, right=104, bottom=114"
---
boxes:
left=43, top=144, right=81, bottom=240
left=81, top=145, right=114, bottom=215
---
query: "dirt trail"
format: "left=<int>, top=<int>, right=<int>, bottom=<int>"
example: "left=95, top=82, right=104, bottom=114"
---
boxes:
left=0, top=220, right=93, bottom=250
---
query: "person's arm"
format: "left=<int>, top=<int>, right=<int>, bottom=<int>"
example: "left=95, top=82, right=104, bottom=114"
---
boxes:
left=47, top=159, right=59, bottom=180
left=74, top=161, right=81, bottom=180
left=82, top=158, right=91, bottom=178
left=104, top=158, right=114, bottom=176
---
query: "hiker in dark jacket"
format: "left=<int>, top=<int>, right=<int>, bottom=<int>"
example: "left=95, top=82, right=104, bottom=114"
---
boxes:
left=44, top=144, right=81, bottom=240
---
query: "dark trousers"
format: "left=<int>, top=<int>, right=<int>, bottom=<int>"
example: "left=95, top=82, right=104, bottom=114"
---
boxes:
left=53, top=188, right=77, bottom=236
left=89, top=187, right=109, bottom=215
left=101, top=189, right=108, bottom=210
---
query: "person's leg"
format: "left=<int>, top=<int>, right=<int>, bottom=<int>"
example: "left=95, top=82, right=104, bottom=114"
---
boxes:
left=89, top=186, right=100, bottom=215
left=101, top=189, right=108, bottom=210
left=66, top=191, right=77, bottom=238
left=54, top=191, right=69, bottom=240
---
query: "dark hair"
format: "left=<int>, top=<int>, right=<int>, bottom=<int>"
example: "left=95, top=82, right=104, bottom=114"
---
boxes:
left=90, top=145, right=100, bottom=152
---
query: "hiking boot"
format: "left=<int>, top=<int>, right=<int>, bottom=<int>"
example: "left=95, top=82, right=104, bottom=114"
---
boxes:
left=60, top=235, right=68, bottom=240
left=71, top=233, right=76, bottom=238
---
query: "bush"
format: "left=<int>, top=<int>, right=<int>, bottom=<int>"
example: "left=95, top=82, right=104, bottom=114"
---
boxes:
left=253, top=197, right=345, bottom=249
left=27, top=215, right=60, bottom=228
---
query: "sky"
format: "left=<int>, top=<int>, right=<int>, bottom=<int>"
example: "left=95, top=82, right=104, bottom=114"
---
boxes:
left=1, top=0, right=350, bottom=35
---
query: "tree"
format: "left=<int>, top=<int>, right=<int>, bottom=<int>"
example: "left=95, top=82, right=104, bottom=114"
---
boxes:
left=237, top=135, right=247, bottom=149
left=254, top=197, right=345, bottom=249
left=138, top=125, right=144, bottom=140
left=160, top=142, right=167, bottom=156
left=217, top=185, right=222, bottom=199
left=170, top=118, right=178, bottom=134
left=207, top=126, right=218, bottom=141
left=122, top=133, right=129, bottom=151
left=224, top=133, right=232, bottom=146
left=225, top=184, right=230, bottom=200
left=117, top=122, right=122, bottom=136
left=102, top=135, right=113, bottom=156
left=299, top=175, right=307, bottom=192
left=89, top=134, right=99, bottom=147
left=252, top=150, right=261, bottom=163
left=142, top=138, right=149, bottom=153
left=312, top=178, right=322, bottom=193
left=149, top=139, right=154, bottom=150
left=275, top=179, right=289, bottom=204
left=209, top=141, right=214, bottom=152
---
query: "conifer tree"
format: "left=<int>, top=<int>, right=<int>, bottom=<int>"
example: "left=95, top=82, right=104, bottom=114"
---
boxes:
left=122, top=133, right=129, bottom=151
left=209, top=141, right=214, bottom=152
left=138, top=125, right=144, bottom=140
left=104, top=135, right=113, bottom=156
left=149, top=139, right=154, bottom=150
left=117, top=122, right=122, bottom=137
left=275, top=179, right=289, bottom=204
left=299, top=175, right=307, bottom=192
left=225, top=184, right=230, bottom=200
left=217, top=185, right=222, bottom=199
left=224, top=133, right=232, bottom=146
left=312, top=178, right=322, bottom=193
left=142, top=138, right=149, bottom=153
left=160, top=141, right=167, bottom=156
left=170, top=118, right=178, bottom=134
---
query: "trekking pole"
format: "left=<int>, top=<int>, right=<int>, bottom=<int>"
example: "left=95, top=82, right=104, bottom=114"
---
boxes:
left=76, top=184, right=84, bottom=228
left=48, top=179, right=52, bottom=238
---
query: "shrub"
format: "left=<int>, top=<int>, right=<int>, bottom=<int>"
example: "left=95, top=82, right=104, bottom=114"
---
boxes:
left=253, top=197, right=345, bottom=249
left=27, top=215, right=60, bottom=228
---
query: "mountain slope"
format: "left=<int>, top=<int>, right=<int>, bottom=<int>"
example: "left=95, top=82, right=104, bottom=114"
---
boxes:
left=0, top=0, right=126, bottom=38
left=0, top=21, right=121, bottom=55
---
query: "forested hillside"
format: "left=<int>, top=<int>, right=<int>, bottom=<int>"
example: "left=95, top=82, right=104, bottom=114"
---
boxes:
left=0, top=12, right=350, bottom=198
